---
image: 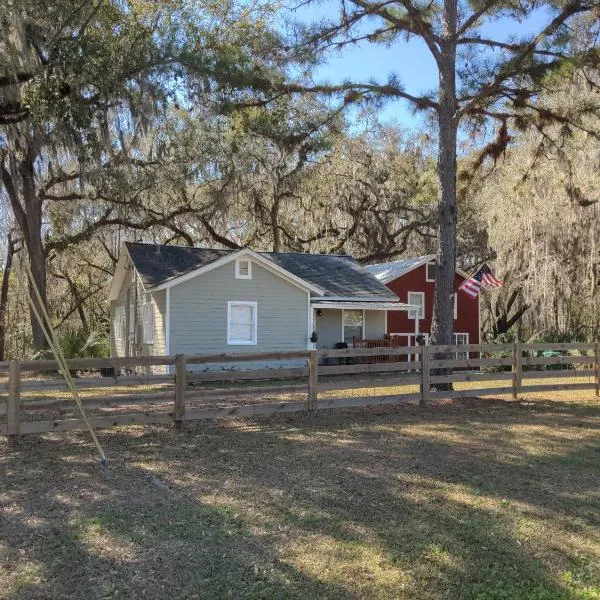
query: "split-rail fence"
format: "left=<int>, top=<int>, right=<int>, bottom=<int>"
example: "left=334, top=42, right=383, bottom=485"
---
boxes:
left=1, top=342, right=598, bottom=444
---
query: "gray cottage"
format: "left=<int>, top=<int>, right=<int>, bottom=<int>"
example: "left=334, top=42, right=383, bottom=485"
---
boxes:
left=108, top=243, right=411, bottom=369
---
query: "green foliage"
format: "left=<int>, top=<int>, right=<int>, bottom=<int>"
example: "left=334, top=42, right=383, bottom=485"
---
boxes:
left=33, top=326, right=109, bottom=361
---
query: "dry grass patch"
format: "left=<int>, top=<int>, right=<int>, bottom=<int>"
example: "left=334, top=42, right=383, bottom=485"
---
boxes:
left=1, top=393, right=600, bottom=599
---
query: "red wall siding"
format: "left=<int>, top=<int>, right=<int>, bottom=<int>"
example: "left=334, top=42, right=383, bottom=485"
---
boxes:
left=385, top=264, right=480, bottom=343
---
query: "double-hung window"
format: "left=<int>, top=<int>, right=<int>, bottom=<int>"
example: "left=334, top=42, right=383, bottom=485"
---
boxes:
left=407, top=292, right=425, bottom=320
left=453, top=333, right=469, bottom=360
left=343, top=309, right=363, bottom=344
left=142, top=296, right=155, bottom=344
left=114, top=306, right=126, bottom=342
left=227, top=301, right=257, bottom=345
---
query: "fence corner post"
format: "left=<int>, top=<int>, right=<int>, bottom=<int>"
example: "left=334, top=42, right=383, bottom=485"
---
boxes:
left=512, top=341, right=521, bottom=401
left=308, top=350, right=318, bottom=413
left=420, top=345, right=430, bottom=406
left=595, top=342, right=599, bottom=398
left=174, top=354, right=186, bottom=430
left=7, top=359, right=21, bottom=447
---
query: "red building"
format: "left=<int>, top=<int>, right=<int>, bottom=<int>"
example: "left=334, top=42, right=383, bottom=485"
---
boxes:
left=366, top=255, right=479, bottom=353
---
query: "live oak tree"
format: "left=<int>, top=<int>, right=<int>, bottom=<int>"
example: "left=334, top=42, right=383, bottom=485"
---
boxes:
left=0, top=0, right=283, bottom=350
left=287, top=0, right=600, bottom=345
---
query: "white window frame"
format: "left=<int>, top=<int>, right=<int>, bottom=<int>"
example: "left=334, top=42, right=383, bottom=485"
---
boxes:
left=142, top=296, right=155, bottom=345
left=407, top=292, right=425, bottom=320
left=114, top=306, right=126, bottom=342
left=453, top=333, right=469, bottom=360
left=235, top=258, right=252, bottom=280
left=341, top=308, right=365, bottom=345
left=426, top=262, right=436, bottom=282
left=227, top=301, right=258, bottom=345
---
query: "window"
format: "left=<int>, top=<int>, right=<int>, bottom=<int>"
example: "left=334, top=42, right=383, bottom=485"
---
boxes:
left=407, top=292, right=425, bottom=319
left=127, top=290, right=135, bottom=333
left=235, top=259, right=252, bottom=279
left=114, top=306, right=126, bottom=341
left=426, top=262, right=436, bottom=282
left=453, top=333, right=469, bottom=360
left=343, top=309, right=363, bottom=344
left=453, top=293, right=458, bottom=320
left=142, top=297, right=155, bottom=344
left=227, top=301, right=257, bottom=344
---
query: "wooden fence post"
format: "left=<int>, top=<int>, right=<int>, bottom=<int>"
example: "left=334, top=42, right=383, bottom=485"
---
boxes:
left=595, top=342, right=599, bottom=397
left=7, top=360, right=21, bottom=447
left=420, top=345, right=430, bottom=406
left=174, top=354, right=186, bottom=430
left=308, top=350, right=318, bottom=412
left=512, top=341, right=521, bottom=400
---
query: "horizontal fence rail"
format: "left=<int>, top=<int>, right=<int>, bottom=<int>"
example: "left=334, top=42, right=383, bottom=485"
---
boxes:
left=1, top=341, right=599, bottom=442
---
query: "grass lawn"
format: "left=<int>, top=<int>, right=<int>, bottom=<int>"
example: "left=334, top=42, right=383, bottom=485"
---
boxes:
left=1, top=393, right=600, bottom=599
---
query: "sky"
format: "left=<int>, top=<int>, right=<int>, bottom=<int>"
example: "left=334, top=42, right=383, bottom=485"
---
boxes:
left=291, top=1, right=553, bottom=130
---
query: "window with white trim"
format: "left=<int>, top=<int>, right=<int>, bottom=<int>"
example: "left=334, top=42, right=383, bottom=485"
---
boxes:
left=453, top=333, right=469, bottom=359
left=426, top=262, right=436, bottom=282
left=142, top=296, right=155, bottom=344
left=343, top=309, right=363, bottom=344
left=407, top=292, right=425, bottom=319
left=227, top=301, right=257, bottom=345
left=235, top=259, right=252, bottom=279
left=114, top=306, right=126, bottom=342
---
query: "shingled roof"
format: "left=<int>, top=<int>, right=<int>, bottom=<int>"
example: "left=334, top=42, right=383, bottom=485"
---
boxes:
left=124, top=242, right=399, bottom=301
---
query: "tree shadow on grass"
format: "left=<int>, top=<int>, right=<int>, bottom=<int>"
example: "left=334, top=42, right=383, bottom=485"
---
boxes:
left=1, top=395, right=600, bottom=599
left=0, top=440, right=352, bottom=599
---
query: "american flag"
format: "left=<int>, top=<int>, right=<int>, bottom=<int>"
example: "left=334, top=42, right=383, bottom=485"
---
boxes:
left=459, top=264, right=503, bottom=298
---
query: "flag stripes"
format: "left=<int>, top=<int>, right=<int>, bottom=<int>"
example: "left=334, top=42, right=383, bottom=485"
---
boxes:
left=459, top=264, right=503, bottom=298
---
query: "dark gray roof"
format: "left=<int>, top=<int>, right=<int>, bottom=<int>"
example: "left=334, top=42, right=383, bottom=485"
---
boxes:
left=125, top=242, right=398, bottom=300
left=365, top=255, right=436, bottom=283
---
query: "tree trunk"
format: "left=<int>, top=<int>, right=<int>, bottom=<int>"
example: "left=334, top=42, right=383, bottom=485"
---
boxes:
left=0, top=233, right=18, bottom=360
left=1, top=133, right=49, bottom=352
left=430, top=0, right=458, bottom=348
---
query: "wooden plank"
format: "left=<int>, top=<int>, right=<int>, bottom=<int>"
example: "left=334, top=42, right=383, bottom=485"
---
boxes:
left=519, top=382, right=595, bottom=394
left=316, top=393, right=422, bottom=410
left=7, top=360, right=21, bottom=445
left=512, top=341, right=520, bottom=401
left=319, top=346, right=418, bottom=359
left=428, top=357, right=514, bottom=369
left=521, top=355, right=594, bottom=366
left=174, top=354, right=186, bottom=429
left=421, top=344, right=430, bottom=406
left=319, top=362, right=420, bottom=376
left=520, top=369, right=594, bottom=380
left=19, top=374, right=173, bottom=391
left=308, top=350, right=318, bottom=411
left=430, top=371, right=513, bottom=384
left=318, top=374, right=421, bottom=392
left=431, top=343, right=512, bottom=353
left=187, top=368, right=308, bottom=383
left=20, top=355, right=176, bottom=372
left=594, top=342, right=600, bottom=396
left=7, top=411, right=174, bottom=435
left=185, top=350, right=309, bottom=365
left=187, top=384, right=308, bottom=402
left=19, top=393, right=174, bottom=412
left=520, top=343, right=596, bottom=351
left=185, top=401, right=308, bottom=420
left=430, top=386, right=514, bottom=400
